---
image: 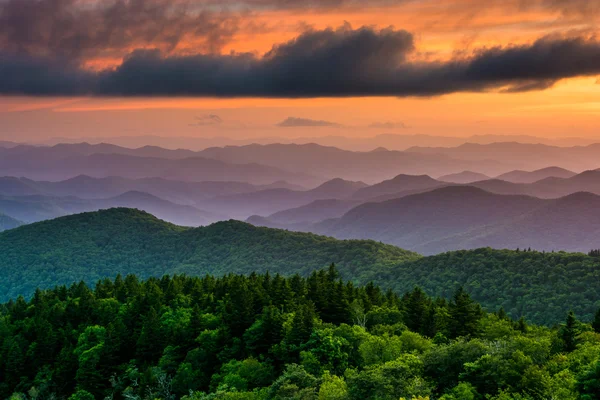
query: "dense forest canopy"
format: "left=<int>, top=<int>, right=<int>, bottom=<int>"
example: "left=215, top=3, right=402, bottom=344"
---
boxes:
left=1, top=208, right=600, bottom=325
left=3, top=268, right=600, bottom=400
left=0, top=208, right=418, bottom=303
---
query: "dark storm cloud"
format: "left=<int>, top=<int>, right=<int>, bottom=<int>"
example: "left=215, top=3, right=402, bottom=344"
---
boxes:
left=2, top=26, right=600, bottom=97
left=0, top=0, right=244, bottom=59
left=277, top=117, right=343, bottom=127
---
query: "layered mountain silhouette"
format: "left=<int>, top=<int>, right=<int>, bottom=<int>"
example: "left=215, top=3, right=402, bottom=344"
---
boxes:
left=0, top=175, right=299, bottom=205
left=352, top=174, right=443, bottom=200
left=407, top=142, right=600, bottom=172
left=4, top=142, right=600, bottom=187
left=315, top=186, right=600, bottom=254
left=0, top=191, right=219, bottom=226
left=197, top=143, right=509, bottom=182
left=0, top=213, right=21, bottom=231
left=247, top=198, right=361, bottom=230
left=496, top=167, right=576, bottom=183
left=0, top=144, right=319, bottom=186
left=203, top=178, right=367, bottom=218
left=438, top=171, right=490, bottom=183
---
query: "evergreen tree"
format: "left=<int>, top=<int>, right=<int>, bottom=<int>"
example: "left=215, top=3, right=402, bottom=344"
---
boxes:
left=447, top=287, right=482, bottom=339
left=592, top=308, right=600, bottom=334
left=561, top=310, right=579, bottom=352
left=136, top=306, right=164, bottom=363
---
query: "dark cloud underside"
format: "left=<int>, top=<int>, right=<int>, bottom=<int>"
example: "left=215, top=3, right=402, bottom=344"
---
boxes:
left=2, top=26, right=600, bottom=97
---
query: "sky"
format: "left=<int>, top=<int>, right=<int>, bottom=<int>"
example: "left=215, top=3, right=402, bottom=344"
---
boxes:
left=1, top=0, right=600, bottom=142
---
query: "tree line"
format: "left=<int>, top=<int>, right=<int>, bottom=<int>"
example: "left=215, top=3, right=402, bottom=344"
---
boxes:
left=2, top=266, right=600, bottom=400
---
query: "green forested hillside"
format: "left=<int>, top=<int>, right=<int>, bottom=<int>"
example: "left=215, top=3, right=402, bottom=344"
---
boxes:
left=0, top=208, right=418, bottom=302
left=2, top=208, right=600, bottom=325
left=2, top=269, right=600, bottom=400
left=376, top=248, right=600, bottom=326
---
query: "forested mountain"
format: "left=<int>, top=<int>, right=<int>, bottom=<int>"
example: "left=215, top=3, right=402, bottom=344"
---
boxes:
left=0, top=208, right=418, bottom=302
left=317, top=186, right=600, bottom=254
left=3, top=208, right=600, bottom=325
left=496, top=167, right=576, bottom=183
left=0, top=213, right=21, bottom=231
left=380, top=248, right=600, bottom=325
left=2, top=269, right=600, bottom=400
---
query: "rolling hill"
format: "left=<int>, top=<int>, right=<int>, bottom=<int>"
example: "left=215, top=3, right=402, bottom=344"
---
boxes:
left=378, top=248, right=600, bottom=325
left=3, top=208, right=600, bottom=324
left=0, top=208, right=419, bottom=302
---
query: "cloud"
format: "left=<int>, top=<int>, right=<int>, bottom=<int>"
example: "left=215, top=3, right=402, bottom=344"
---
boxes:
left=190, top=114, right=223, bottom=126
left=277, top=117, right=343, bottom=127
left=3, top=26, right=600, bottom=97
left=369, top=122, right=408, bottom=129
left=0, top=0, right=246, bottom=60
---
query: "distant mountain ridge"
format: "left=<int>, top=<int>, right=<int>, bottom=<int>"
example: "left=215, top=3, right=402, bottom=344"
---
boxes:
left=31, top=133, right=600, bottom=151
left=439, top=171, right=490, bottom=183
left=0, top=213, right=21, bottom=232
left=0, top=144, right=320, bottom=186
left=496, top=167, right=576, bottom=183
left=315, top=186, right=600, bottom=254
left=4, top=141, right=600, bottom=186
left=0, top=191, right=220, bottom=226
left=203, top=178, right=368, bottom=218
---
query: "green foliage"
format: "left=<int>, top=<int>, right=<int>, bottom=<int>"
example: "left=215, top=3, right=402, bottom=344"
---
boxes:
left=0, top=208, right=419, bottom=302
left=4, top=209, right=600, bottom=326
left=3, top=268, right=600, bottom=400
left=381, top=248, right=600, bottom=325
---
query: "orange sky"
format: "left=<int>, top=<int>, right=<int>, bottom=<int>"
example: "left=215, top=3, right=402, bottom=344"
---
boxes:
left=1, top=0, right=600, bottom=141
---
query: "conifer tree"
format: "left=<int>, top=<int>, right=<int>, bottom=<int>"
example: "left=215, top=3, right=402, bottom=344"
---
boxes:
left=561, top=310, right=579, bottom=352
left=447, top=287, right=482, bottom=338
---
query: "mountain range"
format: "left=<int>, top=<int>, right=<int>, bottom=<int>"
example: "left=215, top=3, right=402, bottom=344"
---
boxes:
left=0, top=144, right=319, bottom=186
left=0, top=191, right=219, bottom=226
left=2, top=141, right=600, bottom=187
left=1, top=164, right=599, bottom=231
left=27, top=133, right=600, bottom=151
left=315, top=186, right=600, bottom=254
